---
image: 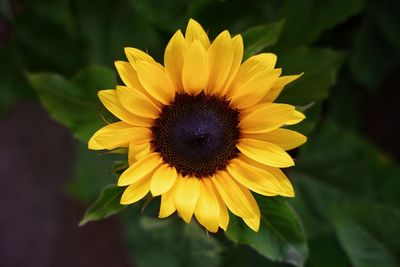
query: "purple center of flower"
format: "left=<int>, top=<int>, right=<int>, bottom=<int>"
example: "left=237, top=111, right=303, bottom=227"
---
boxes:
left=151, top=93, right=240, bottom=178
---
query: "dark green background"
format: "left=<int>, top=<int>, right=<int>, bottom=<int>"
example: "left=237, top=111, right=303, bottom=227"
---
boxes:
left=1, top=0, right=400, bottom=266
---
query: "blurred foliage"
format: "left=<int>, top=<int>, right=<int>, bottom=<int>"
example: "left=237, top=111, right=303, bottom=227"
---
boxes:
left=242, top=20, right=284, bottom=59
left=2, top=0, right=400, bottom=266
left=349, top=0, right=400, bottom=92
left=28, top=65, right=116, bottom=141
left=123, top=201, right=223, bottom=267
left=79, top=184, right=126, bottom=226
left=290, top=122, right=400, bottom=266
left=227, top=197, right=308, bottom=266
left=69, top=143, right=120, bottom=203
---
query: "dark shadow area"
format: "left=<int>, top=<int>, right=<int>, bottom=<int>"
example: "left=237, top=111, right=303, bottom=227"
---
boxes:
left=0, top=101, right=131, bottom=267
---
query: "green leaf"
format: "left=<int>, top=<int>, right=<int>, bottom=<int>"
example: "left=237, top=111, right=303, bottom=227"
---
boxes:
left=278, top=47, right=344, bottom=106
left=289, top=123, right=400, bottom=236
left=131, top=0, right=197, bottom=32
left=75, top=0, right=162, bottom=64
left=276, top=47, right=344, bottom=134
left=14, top=0, right=83, bottom=74
left=68, top=142, right=123, bottom=203
left=306, top=234, right=351, bottom=267
left=295, top=123, right=400, bottom=200
left=123, top=203, right=222, bottom=267
left=28, top=65, right=116, bottom=142
left=222, top=245, right=292, bottom=267
left=79, top=184, right=125, bottom=226
left=278, top=0, right=365, bottom=47
left=71, top=65, right=116, bottom=95
left=331, top=203, right=400, bottom=267
left=226, top=197, right=308, bottom=267
left=288, top=123, right=400, bottom=264
left=349, top=22, right=399, bottom=92
left=242, top=20, right=285, bottom=59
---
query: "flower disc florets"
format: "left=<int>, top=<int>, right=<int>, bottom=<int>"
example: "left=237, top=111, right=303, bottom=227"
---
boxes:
left=151, top=93, right=240, bottom=178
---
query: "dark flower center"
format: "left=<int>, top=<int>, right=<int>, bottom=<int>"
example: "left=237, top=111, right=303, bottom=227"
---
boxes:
left=151, top=93, right=240, bottom=178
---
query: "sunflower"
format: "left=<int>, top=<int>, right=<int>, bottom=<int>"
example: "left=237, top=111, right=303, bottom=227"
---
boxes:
left=88, top=19, right=306, bottom=233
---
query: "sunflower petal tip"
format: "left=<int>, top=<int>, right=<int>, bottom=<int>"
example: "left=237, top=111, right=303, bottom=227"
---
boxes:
left=88, top=138, right=96, bottom=149
left=150, top=188, right=161, bottom=197
left=97, top=89, right=107, bottom=97
left=186, top=18, right=202, bottom=31
left=221, top=30, right=231, bottom=37
left=219, top=223, right=228, bottom=232
left=181, top=215, right=192, bottom=224
left=120, top=192, right=131, bottom=205
left=173, top=29, right=184, bottom=38
left=244, top=217, right=260, bottom=232
left=188, top=18, right=198, bottom=24
left=117, top=176, right=129, bottom=187
left=233, top=33, right=243, bottom=40
left=282, top=188, right=295, bottom=198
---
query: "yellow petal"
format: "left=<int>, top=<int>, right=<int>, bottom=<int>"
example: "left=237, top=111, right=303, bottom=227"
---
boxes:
left=117, top=86, right=160, bottom=119
left=263, top=74, right=303, bottom=103
left=206, top=30, right=234, bottom=95
left=118, top=153, right=162, bottom=186
left=185, top=18, right=210, bottom=48
left=128, top=142, right=150, bottom=165
left=124, top=47, right=155, bottom=66
left=243, top=217, right=260, bottom=232
left=243, top=128, right=307, bottom=151
left=164, top=30, right=187, bottom=93
left=135, top=60, right=175, bottom=105
left=120, top=175, right=151, bottom=205
left=240, top=155, right=294, bottom=195
left=159, top=186, right=177, bottom=218
left=98, top=90, right=152, bottom=127
left=229, top=53, right=277, bottom=95
left=240, top=187, right=260, bottom=232
left=285, top=110, right=306, bottom=125
left=173, top=176, right=201, bottom=223
left=212, top=172, right=255, bottom=219
left=215, top=187, right=229, bottom=231
left=227, top=158, right=293, bottom=197
left=241, top=53, right=277, bottom=73
left=239, top=103, right=295, bottom=134
left=150, top=164, right=178, bottom=196
left=221, top=34, right=244, bottom=95
left=88, top=122, right=151, bottom=150
left=230, top=68, right=281, bottom=109
left=115, top=61, right=143, bottom=90
left=88, top=121, right=128, bottom=150
left=237, top=138, right=294, bottom=168
left=210, top=178, right=229, bottom=231
left=182, top=40, right=209, bottom=95
left=194, top=179, right=220, bottom=233
left=115, top=61, right=163, bottom=107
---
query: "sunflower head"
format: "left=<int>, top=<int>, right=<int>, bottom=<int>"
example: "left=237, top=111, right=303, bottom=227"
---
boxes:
left=89, top=19, right=306, bottom=233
